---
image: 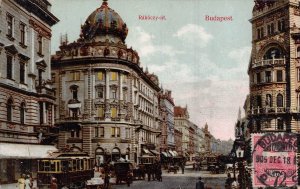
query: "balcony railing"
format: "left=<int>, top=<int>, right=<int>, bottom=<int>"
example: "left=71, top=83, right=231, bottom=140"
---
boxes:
left=249, top=107, right=287, bottom=115
left=95, top=117, right=105, bottom=121
left=252, top=58, right=285, bottom=69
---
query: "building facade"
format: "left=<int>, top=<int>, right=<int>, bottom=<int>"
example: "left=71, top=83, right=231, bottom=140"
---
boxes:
left=51, top=0, right=161, bottom=164
left=0, top=0, right=58, bottom=185
left=248, top=0, right=300, bottom=133
left=174, top=128, right=183, bottom=155
left=203, top=123, right=212, bottom=153
left=174, top=106, right=190, bottom=157
left=159, top=89, right=175, bottom=152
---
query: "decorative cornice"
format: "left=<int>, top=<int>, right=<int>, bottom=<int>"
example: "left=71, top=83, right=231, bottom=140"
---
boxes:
left=29, top=19, right=52, bottom=39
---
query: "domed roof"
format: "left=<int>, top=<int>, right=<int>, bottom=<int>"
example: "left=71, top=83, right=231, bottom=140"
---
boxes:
left=81, top=0, right=128, bottom=42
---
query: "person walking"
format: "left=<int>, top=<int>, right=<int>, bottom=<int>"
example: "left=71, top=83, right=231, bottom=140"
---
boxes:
left=103, top=171, right=110, bottom=189
left=225, top=173, right=233, bottom=189
left=181, top=162, right=185, bottom=174
left=17, top=174, right=25, bottom=189
left=50, top=177, right=57, bottom=189
left=24, top=175, right=32, bottom=189
left=196, top=177, right=205, bottom=189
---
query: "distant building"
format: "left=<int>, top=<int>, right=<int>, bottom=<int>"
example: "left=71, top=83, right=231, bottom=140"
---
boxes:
left=0, top=0, right=58, bottom=186
left=159, top=89, right=175, bottom=152
left=174, top=106, right=190, bottom=157
left=174, top=128, right=183, bottom=155
left=203, top=123, right=212, bottom=153
left=51, top=0, right=161, bottom=164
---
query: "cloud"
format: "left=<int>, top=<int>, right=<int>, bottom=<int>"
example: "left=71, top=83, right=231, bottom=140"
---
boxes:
left=173, top=24, right=213, bottom=47
left=228, top=46, right=251, bottom=65
left=127, top=26, right=182, bottom=58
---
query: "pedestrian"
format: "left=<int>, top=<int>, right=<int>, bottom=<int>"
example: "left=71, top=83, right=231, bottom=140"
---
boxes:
left=147, top=166, right=151, bottom=181
left=225, top=173, right=233, bottom=189
left=17, top=174, right=25, bottom=189
left=231, top=178, right=238, bottom=189
left=181, top=162, right=185, bottom=174
left=126, top=170, right=132, bottom=187
left=24, top=175, right=32, bottom=189
left=103, top=171, right=110, bottom=189
left=195, top=177, right=205, bottom=189
left=50, top=177, right=57, bottom=189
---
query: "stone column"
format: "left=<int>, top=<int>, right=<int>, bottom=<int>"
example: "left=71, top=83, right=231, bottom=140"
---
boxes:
left=105, top=69, right=111, bottom=120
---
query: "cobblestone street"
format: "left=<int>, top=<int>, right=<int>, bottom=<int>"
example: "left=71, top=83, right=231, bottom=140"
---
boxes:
left=114, top=166, right=227, bottom=189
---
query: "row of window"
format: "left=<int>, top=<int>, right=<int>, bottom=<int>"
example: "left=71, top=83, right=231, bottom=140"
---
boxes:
left=6, top=98, right=25, bottom=124
left=6, top=13, right=43, bottom=54
left=70, top=127, right=130, bottom=138
left=256, top=19, right=285, bottom=40
left=70, top=71, right=128, bottom=82
left=252, top=94, right=284, bottom=108
left=69, top=85, right=128, bottom=101
left=257, top=119, right=284, bottom=131
left=5, top=98, right=50, bottom=125
left=251, top=70, right=283, bottom=84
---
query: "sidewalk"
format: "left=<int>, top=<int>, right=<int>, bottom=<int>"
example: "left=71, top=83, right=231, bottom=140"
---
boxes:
left=0, top=180, right=37, bottom=189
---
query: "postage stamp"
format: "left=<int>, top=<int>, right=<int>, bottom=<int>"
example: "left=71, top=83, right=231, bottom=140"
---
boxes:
left=252, top=133, right=297, bottom=188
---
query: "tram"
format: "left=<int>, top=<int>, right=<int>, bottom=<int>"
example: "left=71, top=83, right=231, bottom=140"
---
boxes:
left=37, top=151, right=94, bottom=189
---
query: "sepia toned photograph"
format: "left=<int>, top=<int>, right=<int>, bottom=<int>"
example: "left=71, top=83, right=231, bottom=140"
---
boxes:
left=0, top=0, right=299, bottom=188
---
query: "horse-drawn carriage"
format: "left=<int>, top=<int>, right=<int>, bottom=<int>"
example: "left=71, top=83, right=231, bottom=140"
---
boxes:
left=113, top=162, right=133, bottom=185
left=206, top=155, right=226, bottom=174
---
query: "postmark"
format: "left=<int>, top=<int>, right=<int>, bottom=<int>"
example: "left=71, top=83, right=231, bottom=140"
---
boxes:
left=252, top=133, right=297, bottom=188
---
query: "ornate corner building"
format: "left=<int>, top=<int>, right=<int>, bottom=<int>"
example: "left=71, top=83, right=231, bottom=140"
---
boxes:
left=0, top=0, right=59, bottom=185
left=248, top=0, right=300, bottom=133
left=51, top=0, right=161, bottom=164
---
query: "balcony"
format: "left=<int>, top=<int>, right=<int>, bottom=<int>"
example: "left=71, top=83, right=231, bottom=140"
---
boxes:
left=95, top=117, right=105, bottom=121
left=249, top=107, right=287, bottom=115
left=36, top=85, right=55, bottom=97
left=251, top=58, right=285, bottom=69
left=67, top=99, right=81, bottom=108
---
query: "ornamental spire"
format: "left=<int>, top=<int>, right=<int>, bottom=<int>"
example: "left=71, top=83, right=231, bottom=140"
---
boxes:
left=102, top=0, right=108, bottom=6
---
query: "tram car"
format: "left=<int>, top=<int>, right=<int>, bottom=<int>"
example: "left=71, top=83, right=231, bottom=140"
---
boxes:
left=37, top=151, right=95, bottom=189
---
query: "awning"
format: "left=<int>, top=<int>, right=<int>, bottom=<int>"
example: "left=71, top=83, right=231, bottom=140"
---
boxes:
left=172, top=151, right=178, bottom=157
left=143, top=149, right=150, bottom=154
left=150, top=150, right=160, bottom=156
left=161, top=152, right=168, bottom=157
left=0, top=143, right=58, bottom=159
left=169, top=150, right=175, bottom=157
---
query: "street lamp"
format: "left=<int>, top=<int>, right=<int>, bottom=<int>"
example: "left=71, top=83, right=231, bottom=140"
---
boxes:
left=236, top=146, right=245, bottom=189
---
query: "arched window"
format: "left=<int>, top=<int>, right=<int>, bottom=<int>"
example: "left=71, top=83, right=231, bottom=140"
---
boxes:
left=7, top=98, right=13, bottom=122
left=297, top=47, right=300, bottom=58
left=266, top=94, right=272, bottom=107
left=70, top=85, right=79, bottom=100
left=277, top=94, right=283, bottom=107
left=256, top=95, right=262, bottom=108
left=20, top=102, right=26, bottom=124
left=95, top=148, right=105, bottom=165
left=111, top=147, right=120, bottom=162
left=298, top=93, right=300, bottom=111
left=264, top=47, right=283, bottom=59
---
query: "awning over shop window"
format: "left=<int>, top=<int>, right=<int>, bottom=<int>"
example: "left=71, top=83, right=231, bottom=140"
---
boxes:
left=172, top=151, right=178, bottom=157
left=169, top=150, right=175, bottom=157
left=161, top=152, right=168, bottom=157
left=143, top=149, right=150, bottom=154
left=150, top=150, right=160, bottom=156
left=0, top=143, right=58, bottom=159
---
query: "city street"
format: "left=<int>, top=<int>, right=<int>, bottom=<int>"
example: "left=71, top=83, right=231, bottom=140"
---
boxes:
left=114, top=165, right=227, bottom=189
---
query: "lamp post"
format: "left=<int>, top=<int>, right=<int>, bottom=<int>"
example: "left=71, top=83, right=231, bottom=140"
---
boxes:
left=236, top=147, right=244, bottom=189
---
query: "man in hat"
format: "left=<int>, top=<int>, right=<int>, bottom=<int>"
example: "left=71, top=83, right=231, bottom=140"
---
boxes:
left=196, top=177, right=205, bottom=189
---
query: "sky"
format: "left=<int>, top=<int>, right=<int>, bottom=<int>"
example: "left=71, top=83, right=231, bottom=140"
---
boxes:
left=49, top=0, right=254, bottom=140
